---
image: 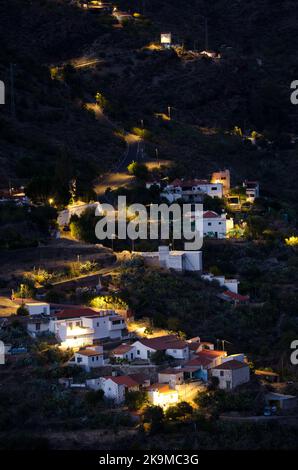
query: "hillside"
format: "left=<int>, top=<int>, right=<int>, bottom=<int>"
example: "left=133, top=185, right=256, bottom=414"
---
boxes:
left=0, top=0, right=297, bottom=211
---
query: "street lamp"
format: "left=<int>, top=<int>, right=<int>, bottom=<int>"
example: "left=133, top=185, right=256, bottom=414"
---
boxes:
left=111, top=233, right=116, bottom=251
left=197, top=14, right=209, bottom=51
left=168, top=106, right=171, bottom=120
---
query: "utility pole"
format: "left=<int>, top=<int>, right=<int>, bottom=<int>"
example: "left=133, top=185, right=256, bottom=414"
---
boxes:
left=142, top=0, right=146, bottom=15
left=155, top=148, right=159, bottom=168
left=205, top=17, right=209, bottom=51
left=10, top=63, right=16, bottom=119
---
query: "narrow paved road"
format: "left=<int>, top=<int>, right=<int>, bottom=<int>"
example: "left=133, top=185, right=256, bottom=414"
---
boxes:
left=114, top=134, right=141, bottom=172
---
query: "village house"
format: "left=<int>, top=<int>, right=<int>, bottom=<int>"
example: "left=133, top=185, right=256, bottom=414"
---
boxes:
left=135, top=246, right=203, bottom=273
left=87, top=374, right=148, bottom=404
left=158, top=368, right=184, bottom=387
left=211, top=169, right=231, bottom=195
left=146, top=383, right=179, bottom=409
left=202, top=211, right=234, bottom=239
left=201, top=273, right=239, bottom=294
left=243, top=180, right=260, bottom=202
left=49, top=307, right=128, bottom=349
left=265, top=392, right=297, bottom=411
left=227, top=195, right=241, bottom=211
left=186, top=337, right=215, bottom=353
left=57, top=201, right=102, bottom=227
left=161, top=179, right=223, bottom=203
left=211, top=359, right=250, bottom=390
left=27, top=315, right=51, bottom=338
left=25, top=301, right=50, bottom=316
left=69, top=345, right=104, bottom=371
left=184, top=349, right=228, bottom=381
left=132, top=335, right=190, bottom=362
left=111, top=343, right=136, bottom=361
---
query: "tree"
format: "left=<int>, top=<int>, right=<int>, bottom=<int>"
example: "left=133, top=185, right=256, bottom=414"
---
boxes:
left=209, top=376, right=219, bottom=391
left=143, top=405, right=164, bottom=433
left=125, top=390, right=148, bottom=411
left=25, top=176, right=53, bottom=204
left=95, top=91, right=108, bottom=110
left=150, top=350, right=174, bottom=365
left=203, top=195, right=225, bottom=213
left=85, top=389, right=104, bottom=406
left=127, top=162, right=149, bottom=181
left=165, top=401, right=193, bottom=421
left=16, top=305, right=29, bottom=316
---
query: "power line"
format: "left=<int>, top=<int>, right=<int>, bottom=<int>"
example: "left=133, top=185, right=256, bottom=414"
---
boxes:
left=10, top=63, right=16, bottom=119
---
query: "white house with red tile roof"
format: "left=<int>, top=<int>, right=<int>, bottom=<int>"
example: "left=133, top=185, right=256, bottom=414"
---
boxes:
left=185, top=349, right=227, bottom=370
left=211, top=359, right=250, bottom=390
left=49, top=308, right=128, bottom=349
left=87, top=374, right=147, bottom=404
left=111, top=343, right=136, bottom=361
left=202, top=211, right=234, bottom=239
left=132, top=335, right=190, bottom=361
left=146, top=383, right=179, bottom=408
left=70, top=345, right=104, bottom=371
left=161, top=179, right=223, bottom=203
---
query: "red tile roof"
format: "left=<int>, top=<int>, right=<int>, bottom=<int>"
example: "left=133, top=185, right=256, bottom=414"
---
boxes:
left=171, top=179, right=209, bottom=188
left=76, top=348, right=103, bottom=357
left=212, top=360, right=248, bottom=371
left=185, top=350, right=226, bottom=368
left=53, top=307, right=100, bottom=320
left=198, top=349, right=227, bottom=358
left=203, top=210, right=220, bottom=218
left=112, top=343, right=134, bottom=355
left=222, top=291, right=249, bottom=302
left=105, top=376, right=139, bottom=388
left=146, top=383, right=173, bottom=393
left=128, top=373, right=147, bottom=385
left=185, top=356, right=213, bottom=368
left=137, top=335, right=188, bottom=351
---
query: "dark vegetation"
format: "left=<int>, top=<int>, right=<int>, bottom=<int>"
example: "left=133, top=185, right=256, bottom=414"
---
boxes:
left=117, top=250, right=298, bottom=375
left=0, top=203, right=57, bottom=249
left=0, top=0, right=124, bottom=204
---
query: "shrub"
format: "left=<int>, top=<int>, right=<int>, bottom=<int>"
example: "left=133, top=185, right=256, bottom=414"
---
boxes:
left=16, top=305, right=29, bottom=316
